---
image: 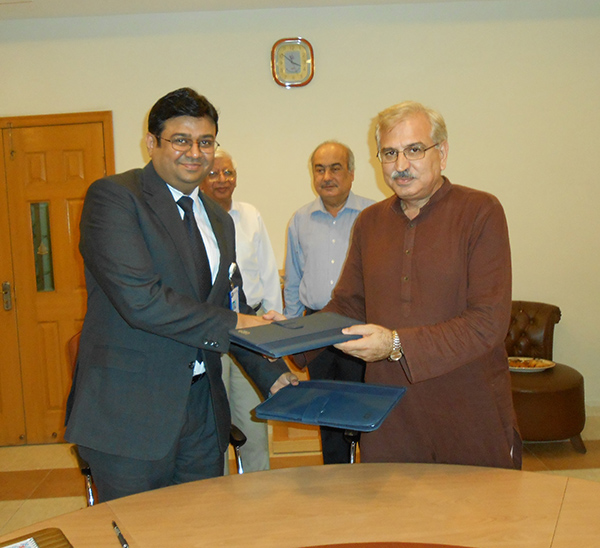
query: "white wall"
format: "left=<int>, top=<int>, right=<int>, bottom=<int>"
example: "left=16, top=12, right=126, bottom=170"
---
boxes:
left=1, top=0, right=599, bottom=404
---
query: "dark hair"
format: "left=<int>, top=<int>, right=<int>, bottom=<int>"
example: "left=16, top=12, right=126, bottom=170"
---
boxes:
left=148, top=87, right=219, bottom=139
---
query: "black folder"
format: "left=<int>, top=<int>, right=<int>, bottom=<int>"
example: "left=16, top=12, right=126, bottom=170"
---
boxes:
left=229, top=312, right=363, bottom=358
left=254, top=380, right=406, bottom=432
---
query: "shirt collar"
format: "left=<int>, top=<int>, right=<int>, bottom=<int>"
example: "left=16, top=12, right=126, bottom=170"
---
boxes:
left=167, top=184, right=200, bottom=209
left=309, top=191, right=360, bottom=216
left=229, top=199, right=240, bottom=214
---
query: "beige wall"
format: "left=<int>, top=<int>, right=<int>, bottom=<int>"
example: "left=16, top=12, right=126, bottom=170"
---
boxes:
left=1, top=0, right=599, bottom=405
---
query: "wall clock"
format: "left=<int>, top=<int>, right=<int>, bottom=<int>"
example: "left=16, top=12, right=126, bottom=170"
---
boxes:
left=271, top=37, right=314, bottom=88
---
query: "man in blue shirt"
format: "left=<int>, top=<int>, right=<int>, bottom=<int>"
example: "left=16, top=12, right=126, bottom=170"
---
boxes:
left=284, top=141, right=375, bottom=463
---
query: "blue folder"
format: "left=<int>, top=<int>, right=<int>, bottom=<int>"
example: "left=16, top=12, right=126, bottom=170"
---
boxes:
left=229, top=312, right=363, bottom=358
left=254, top=380, right=406, bottom=432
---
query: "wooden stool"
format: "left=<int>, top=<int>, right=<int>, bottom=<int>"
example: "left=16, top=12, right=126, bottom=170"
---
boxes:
left=510, top=363, right=586, bottom=453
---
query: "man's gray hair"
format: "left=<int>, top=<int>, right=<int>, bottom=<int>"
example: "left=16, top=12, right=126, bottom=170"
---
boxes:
left=375, top=101, right=448, bottom=148
left=310, top=140, right=355, bottom=172
left=213, top=148, right=237, bottom=170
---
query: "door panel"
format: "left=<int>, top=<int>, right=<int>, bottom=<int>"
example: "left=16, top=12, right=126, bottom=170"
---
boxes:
left=0, top=112, right=114, bottom=445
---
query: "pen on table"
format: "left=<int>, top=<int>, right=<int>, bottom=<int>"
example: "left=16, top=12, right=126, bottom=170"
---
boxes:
left=112, top=520, right=130, bottom=548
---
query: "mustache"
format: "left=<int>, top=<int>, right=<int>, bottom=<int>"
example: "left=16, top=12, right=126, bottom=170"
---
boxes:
left=391, top=170, right=414, bottom=180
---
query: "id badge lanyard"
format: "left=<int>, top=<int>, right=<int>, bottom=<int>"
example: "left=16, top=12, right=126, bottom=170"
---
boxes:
left=228, top=262, right=240, bottom=313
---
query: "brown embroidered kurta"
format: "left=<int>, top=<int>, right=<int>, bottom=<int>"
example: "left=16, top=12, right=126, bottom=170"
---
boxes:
left=323, top=178, right=520, bottom=468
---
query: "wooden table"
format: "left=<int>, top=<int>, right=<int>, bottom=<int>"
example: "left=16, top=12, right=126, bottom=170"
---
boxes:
left=1, top=463, right=598, bottom=547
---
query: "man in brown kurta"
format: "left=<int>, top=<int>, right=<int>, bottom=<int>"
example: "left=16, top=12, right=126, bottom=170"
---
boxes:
left=324, top=101, right=520, bottom=469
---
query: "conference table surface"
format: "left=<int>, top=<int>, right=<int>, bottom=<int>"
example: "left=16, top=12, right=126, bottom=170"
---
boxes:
left=1, top=463, right=598, bottom=548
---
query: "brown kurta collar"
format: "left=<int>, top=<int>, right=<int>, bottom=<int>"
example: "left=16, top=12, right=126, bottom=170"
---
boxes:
left=390, top=176, right=451, bottom=219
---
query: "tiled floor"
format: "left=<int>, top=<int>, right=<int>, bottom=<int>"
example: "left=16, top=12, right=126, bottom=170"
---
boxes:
left=0, top=444, right=89, bottom=537
left=2, top=415, right=600, bottom=538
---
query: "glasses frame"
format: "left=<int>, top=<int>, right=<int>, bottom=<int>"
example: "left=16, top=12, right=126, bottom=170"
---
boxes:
left=377, top=142, right=439, bottom=164
left=207, top=169, right=236, bottom=180
left=161, top=136, right=219, bottom=154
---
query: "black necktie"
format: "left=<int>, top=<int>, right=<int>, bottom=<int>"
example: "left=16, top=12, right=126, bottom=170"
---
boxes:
left=177, top=196, right=212, bottom=300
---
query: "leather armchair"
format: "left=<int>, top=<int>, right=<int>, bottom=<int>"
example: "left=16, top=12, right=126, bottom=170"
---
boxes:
left=505, top=301, right=586, bottom=453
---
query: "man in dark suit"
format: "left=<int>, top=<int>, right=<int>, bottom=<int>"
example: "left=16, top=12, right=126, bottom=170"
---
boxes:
left=65, top=88, right=296, bottom=501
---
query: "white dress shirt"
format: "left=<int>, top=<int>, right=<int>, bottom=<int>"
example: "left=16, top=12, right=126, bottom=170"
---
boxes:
left=167, top=184, right=221, bottom=375
left=229, top=200, right=282, bottom=313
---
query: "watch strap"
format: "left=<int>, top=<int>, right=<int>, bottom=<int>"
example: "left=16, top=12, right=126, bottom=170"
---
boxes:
left=387, top=329, right=403, bottom=362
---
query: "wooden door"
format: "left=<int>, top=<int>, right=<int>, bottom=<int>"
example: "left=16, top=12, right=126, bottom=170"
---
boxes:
left=0, top=112, right=115, bottom=445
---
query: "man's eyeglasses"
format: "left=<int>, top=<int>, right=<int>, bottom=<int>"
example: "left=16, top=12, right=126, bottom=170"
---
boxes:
left=207, top=169, right=236, bottom=180
left=377, top=143, right=439, bottom=164
left=161, top=136, right=219, bottom=153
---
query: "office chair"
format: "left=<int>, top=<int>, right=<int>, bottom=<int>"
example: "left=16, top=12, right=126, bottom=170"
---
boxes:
left=70, top=445, right=95, bottom=506
left=66, top=332, right=98, bottom=505
left=67, top=331, right=247, bottom=506
left=228, top=423, right=248, bottom=474
left=343, top=430, right=360, bottom=464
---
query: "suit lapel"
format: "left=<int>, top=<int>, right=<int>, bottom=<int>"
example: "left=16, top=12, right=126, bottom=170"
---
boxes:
left=141, top=163, right=202, bottom=297
left=140, top=162, right=233, bottom=304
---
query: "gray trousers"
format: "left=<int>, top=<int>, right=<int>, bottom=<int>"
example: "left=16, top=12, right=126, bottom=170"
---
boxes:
left=79, top=374, right=223, bottom=502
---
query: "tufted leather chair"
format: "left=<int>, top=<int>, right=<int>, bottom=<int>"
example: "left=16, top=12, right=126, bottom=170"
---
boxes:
left=505, top=301, right=561, bottom=360
left=505, top=301, right=586, bottom=453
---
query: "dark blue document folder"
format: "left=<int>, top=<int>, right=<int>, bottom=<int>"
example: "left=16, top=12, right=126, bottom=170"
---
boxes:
left=229, top=312, right=363, bottom=358
left=254, top=380, right=406, bottom=432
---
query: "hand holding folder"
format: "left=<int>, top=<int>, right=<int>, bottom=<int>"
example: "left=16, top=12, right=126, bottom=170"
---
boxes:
left=229, top=312, right=363, bottom=358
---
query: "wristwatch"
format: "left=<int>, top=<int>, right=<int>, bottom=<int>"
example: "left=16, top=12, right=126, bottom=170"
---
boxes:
left=387, top=330, right=403, bottom=362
